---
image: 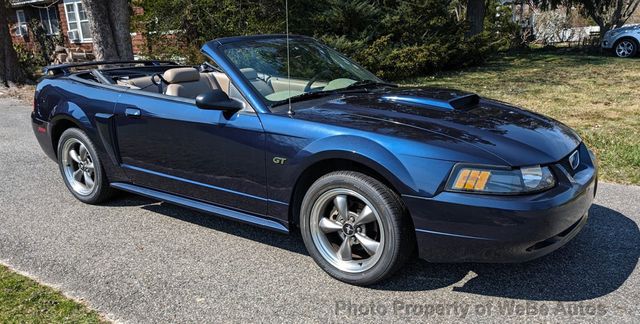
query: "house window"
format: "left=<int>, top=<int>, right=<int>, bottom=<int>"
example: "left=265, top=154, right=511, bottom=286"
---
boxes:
left=39, top=6, right=60, bottom=35
left=64, top=0, right=92, bottom=42
left=15, top=9, right=27, bottom=36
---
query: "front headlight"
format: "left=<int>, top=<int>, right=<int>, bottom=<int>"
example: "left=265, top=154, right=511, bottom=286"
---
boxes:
left=446, top=164, right=556, bottom=195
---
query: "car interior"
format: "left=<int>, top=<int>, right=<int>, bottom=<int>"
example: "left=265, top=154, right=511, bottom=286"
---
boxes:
left=110, top=66, right=236, bottom=99
left=74, top=65, right=247, bottom=106
left=74, top=63, right=358, bottom=109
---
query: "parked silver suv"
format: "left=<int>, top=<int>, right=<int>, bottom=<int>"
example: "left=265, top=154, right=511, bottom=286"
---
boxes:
left=602, top=24, right=640, bottom=58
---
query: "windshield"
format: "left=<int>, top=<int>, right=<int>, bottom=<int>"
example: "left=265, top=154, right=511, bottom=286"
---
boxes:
left=221, top=37, right=384, bottom=105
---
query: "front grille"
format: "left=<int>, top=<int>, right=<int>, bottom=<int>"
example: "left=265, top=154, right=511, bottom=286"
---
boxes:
left=558, top=158, right=577, bottom=176
left=557, top=146, right=587, bottom=177
left=526, top=215, right=585, bottom=252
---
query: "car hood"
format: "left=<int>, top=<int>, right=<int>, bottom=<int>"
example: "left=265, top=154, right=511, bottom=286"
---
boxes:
left=610, top=24, right=640, bottom=33
left=286, top=87, right=581, bottom=166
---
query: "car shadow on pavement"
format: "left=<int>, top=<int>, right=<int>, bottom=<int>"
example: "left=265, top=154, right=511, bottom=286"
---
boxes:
left=138, top=200, right=311, bottom=255
left=103, top=194, right=158, bottom=207
left=108, top=195, right=638, bottom=301
left=373, top=204, right=640, bottom=301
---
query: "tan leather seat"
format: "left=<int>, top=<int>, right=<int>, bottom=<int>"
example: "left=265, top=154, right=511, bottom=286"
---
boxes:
left=117, top=76, right=157, bottom=92
left=163, top=67, right=219, bottom=99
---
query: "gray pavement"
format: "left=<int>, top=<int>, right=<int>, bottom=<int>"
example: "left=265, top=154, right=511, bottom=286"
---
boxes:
left=0, top=98, right=638, bottom=323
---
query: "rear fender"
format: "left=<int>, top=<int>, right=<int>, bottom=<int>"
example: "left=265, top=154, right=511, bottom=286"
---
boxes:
left=49, top=101, right=96, bottom=150
left=46, top=88, right=128, bottom=182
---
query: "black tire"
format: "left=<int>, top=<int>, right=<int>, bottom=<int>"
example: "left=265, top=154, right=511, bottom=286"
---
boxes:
left=57, top=128, right=115, bottom=204
left=613, top=38, right=638, bottom=58
left=300, top=171, right=415, bottom=285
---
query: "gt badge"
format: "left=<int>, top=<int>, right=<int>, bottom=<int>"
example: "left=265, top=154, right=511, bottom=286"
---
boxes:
left=273, top=157, right=287, bottom=165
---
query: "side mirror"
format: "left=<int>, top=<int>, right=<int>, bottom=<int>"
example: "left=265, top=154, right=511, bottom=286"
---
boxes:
left=195, top=90, right=244, bottom=112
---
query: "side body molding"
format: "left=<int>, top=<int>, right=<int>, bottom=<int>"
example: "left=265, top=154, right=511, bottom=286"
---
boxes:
left=94, top=113, right=121, bottom=165
left=111, top=182, right=289, bottom=233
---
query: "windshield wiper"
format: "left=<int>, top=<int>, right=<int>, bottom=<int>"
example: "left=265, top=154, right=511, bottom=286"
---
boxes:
left=342, top=79, right=397, bottom=90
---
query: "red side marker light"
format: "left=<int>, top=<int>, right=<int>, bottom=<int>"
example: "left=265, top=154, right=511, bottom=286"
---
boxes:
left=37, top=126, right=46, bottom=133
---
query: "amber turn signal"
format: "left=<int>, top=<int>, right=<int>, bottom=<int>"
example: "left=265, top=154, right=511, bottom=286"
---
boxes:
left=452, top=169, right=491, bottom=191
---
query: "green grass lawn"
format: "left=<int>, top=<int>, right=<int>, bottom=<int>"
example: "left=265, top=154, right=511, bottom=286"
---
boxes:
left=0, top=265, right=105, bottom=323
left=403, top=51, right=640, bottom=185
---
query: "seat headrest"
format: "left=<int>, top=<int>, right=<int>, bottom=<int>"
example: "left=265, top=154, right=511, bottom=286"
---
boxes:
left=240, top=68, right=258, bottom=80
left=163, top=67, right=200, bottom=84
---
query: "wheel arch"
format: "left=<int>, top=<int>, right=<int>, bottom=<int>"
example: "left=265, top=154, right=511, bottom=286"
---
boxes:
left=284, top=134, right=419, bottom=227
left=615, top=36, right=640, bottom=45
left=288, top=154, right=412, bottom=227
left=50, top=115, right=86, bottom=158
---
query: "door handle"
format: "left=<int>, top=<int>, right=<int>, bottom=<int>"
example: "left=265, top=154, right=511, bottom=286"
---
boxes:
left=125, top=108, right=141, bottom=118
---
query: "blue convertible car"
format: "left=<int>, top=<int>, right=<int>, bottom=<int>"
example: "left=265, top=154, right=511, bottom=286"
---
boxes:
left=32, top=35, right=597, bottom=285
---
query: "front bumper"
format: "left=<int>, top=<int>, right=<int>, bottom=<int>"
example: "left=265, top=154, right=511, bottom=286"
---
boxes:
left=405, top=143, right=597, bottom=263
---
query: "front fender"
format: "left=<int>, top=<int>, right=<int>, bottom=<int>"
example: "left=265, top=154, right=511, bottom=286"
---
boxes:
left=264, top=130, right=457, bottom=223
left=292, top=135, right=416, bottom=194
left=609, top=34, right=640, bottom=48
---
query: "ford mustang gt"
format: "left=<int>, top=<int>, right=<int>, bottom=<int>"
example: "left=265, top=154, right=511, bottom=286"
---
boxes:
left=32, top=35, right=597, bottom=285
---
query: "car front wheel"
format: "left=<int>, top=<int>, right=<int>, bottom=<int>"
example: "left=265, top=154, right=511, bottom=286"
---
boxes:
left=300, top=171, right=414, bottom=285
left=57, top=128, right=115, bottom=204
left=614, top=38, right=638, bottom=58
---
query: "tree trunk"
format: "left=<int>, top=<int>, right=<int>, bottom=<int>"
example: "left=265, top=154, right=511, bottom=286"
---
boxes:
left=599, top=24, right=611, bottom=42
left=466, top=0, right=486, bottom=37
left=108, top=0, right=133, bottom=60
left=589, top=13, right=617, bottom=42
left=82, top=0, right=133, bottom=61
left=82, top=0, right=118, bottom=61
left=0, top=0, right=24, bottom=87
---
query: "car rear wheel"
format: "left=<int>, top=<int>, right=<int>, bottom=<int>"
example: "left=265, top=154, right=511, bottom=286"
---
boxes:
left=57, top=128, right=115, bottom=204
left=614, top=38, right=638, bottom=58
left=300, top=171, right=414, bottom=285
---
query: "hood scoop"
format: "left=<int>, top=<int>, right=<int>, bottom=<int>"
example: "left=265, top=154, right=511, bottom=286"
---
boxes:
left=382, top=93, right=480, bottom=111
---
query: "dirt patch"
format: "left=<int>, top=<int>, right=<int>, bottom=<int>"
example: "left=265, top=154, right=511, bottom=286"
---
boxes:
left=0, top=85, right=36, bottom=106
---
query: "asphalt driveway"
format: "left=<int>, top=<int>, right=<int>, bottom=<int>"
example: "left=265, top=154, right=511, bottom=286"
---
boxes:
left=1, top=98, right=638, bottom=323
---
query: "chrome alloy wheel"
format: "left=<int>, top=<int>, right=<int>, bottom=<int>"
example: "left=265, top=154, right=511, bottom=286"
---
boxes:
left=616, top=40, right=635, bottom=57
left=61, top=138, right=96, bottom=196
left=309, top=188, right=385, bottom=273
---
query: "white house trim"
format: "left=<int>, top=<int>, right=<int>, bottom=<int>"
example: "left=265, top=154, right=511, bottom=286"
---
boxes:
left=63, top=0, right=92, bottom=43
left=15, top=9, right=27, bottom=36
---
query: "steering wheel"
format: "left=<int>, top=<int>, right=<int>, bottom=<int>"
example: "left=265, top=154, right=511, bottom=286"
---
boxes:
left=303, top=70, right=332, bottom=93
left=151, top=73, right=168, bottom=94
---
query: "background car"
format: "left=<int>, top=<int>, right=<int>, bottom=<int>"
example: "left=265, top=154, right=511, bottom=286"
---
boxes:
left=602, top=24, right=640, bottom=58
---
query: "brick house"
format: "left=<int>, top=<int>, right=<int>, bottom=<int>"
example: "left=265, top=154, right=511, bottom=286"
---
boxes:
left=7, top=0, right=145, bottom=61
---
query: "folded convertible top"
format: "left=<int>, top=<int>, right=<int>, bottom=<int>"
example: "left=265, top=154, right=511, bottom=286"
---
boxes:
left=43, top=60, right=178, bottom=76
